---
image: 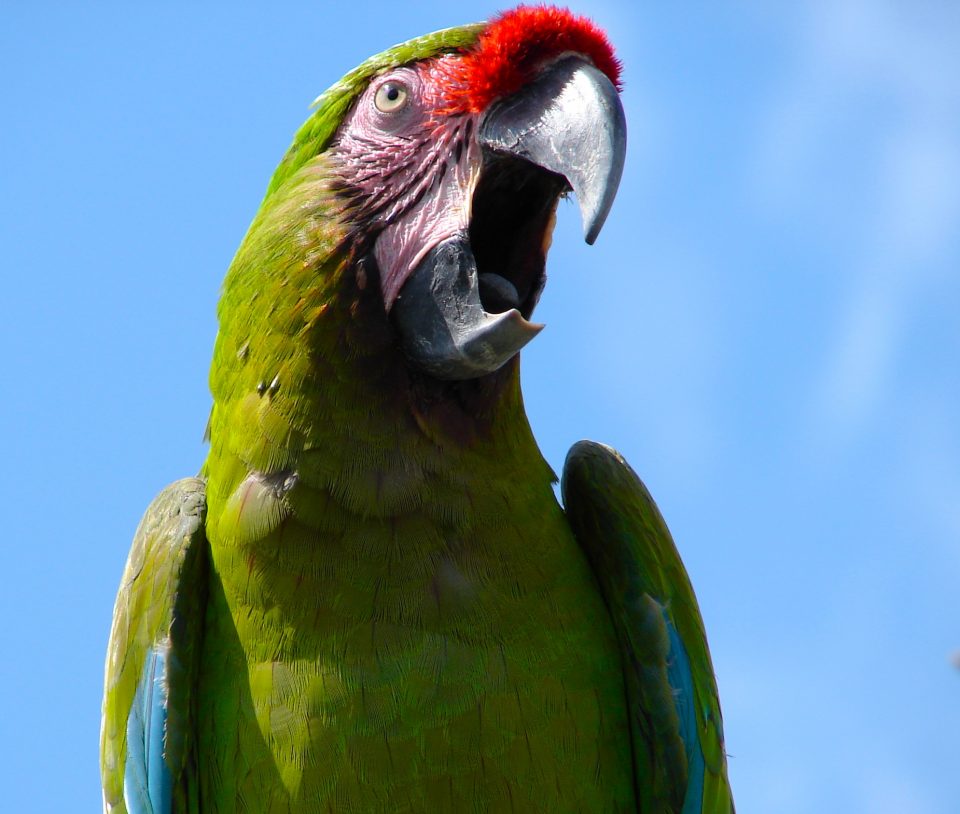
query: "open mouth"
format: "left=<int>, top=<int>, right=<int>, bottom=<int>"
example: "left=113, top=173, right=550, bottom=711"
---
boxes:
left=470, top=153, right=568, bottom=319
left=391, top=55, right=625, bottom=381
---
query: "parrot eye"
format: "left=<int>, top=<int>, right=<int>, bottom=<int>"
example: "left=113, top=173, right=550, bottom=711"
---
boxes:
left=374, top=81, right=409, bottom=114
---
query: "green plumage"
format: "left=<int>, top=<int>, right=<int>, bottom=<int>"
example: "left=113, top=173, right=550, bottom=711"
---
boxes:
left=102, top=18, right=733, bottom=814
left=563, top=443, right=734, bottom=813
left=197, top=137, right=632, bottom=808
left=102, top=479, right=207, bottom=813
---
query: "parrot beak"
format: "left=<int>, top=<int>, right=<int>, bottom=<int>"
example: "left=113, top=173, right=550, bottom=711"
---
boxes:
left=393, top=56, right=626, bottom=381
left=478, top=56, right=626, bottom=246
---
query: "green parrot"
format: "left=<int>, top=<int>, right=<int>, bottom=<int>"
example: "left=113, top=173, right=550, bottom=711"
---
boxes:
left=101, top=7, right=734, bottom=813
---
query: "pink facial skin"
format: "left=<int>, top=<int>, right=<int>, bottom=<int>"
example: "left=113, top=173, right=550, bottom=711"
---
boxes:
left=332, top=58, right=482, bottom=311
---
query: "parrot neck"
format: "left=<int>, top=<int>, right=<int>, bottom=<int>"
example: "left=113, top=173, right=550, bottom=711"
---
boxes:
left=203, top=155, right=553, bottom=526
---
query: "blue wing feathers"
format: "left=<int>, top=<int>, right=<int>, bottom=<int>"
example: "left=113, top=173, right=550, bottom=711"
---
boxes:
left=662, top=609, right=705, bottom=814
left=124, top=645, right=173, bottom=814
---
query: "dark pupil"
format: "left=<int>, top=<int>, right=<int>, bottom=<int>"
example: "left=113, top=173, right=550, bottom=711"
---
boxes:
left=385, top=85, right=400, bottom=101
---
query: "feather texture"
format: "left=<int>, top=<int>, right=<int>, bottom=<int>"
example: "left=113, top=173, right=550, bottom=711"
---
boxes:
left=101, top=479, right=207, bottom=814
left=123, top=646, right=173, bottom=814
left=562, top=441, right=735, bottom=813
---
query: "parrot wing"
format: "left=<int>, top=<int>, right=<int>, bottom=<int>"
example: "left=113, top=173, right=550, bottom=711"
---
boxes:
left=562, top=442, right=734, bottom=814
left=100, top=478, right=208, bottom=814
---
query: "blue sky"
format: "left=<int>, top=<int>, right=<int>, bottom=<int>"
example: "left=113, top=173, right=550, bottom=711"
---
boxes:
left=3, top=2, right=958, bottom=811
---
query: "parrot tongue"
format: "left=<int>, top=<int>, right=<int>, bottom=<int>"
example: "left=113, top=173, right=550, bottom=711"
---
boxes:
left=478, top=273, right=521, bottom=312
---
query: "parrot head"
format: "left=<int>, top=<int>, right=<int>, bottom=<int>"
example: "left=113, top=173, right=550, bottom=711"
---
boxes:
left=261, top=6, right=625, bottom=383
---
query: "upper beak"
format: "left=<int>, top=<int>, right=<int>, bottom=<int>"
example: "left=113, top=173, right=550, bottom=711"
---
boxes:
left=479, top=56, right=627, bottom=245
left=393, top=56, right=626, bottom=381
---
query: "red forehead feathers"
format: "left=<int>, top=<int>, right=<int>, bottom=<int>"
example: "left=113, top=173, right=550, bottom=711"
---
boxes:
left=450, top=5, right=622, bottom=114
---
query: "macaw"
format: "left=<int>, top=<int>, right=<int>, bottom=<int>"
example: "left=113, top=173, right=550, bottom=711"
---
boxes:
left=101, top=7, right=734, bottom=813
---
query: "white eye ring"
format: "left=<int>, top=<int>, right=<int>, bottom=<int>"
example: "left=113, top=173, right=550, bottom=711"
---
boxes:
left=374, top=80, right=409, bottom=114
